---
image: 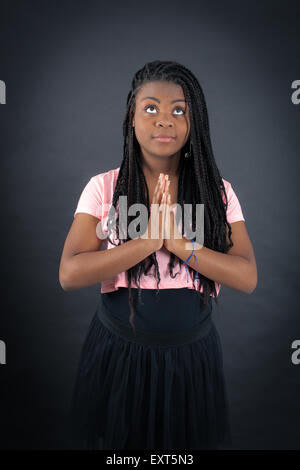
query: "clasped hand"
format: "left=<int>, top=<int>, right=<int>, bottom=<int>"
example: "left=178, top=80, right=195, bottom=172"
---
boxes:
left=144, top=173, right=183, bottom=252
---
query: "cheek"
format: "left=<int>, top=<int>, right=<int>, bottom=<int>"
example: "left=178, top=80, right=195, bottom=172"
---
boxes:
left=134, top=125, right=151, bottom=142
left=178, top=123, right=190, bottom=141
left=135, top=115, right=151, bottom=131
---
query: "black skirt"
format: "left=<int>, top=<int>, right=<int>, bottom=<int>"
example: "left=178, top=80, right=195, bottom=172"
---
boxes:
left=70, top=287, right=232, bottom=450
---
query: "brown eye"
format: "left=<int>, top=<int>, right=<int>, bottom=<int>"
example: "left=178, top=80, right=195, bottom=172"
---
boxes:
left=145, top=105, right=157, bottom=114
left=144, top=105, right=186, bottom=115
left=173, top=107, right=185, bottom=115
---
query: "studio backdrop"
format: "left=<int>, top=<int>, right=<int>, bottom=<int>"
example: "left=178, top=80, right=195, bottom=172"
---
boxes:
left=0, top=0, right=299, bottom=450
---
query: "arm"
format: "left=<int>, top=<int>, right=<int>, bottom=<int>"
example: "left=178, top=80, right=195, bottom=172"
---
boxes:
left=59, top=213, right=156, bottom=291
left=169, top=221, right=258, bottom=294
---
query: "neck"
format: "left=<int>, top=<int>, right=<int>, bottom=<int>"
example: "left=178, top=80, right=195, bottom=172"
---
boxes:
left=141, top=155, right=181, bottom=180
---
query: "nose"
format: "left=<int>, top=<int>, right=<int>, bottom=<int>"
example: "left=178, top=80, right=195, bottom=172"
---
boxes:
left=156, top=117, right=174, bottom=127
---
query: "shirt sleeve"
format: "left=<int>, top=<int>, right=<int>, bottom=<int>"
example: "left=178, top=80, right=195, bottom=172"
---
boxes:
left=73, top=176, right=103, bottom=220
left=225, top=182, right=245, bottom=224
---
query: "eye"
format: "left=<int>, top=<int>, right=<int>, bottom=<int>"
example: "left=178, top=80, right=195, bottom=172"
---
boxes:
left=173, top=107, right=186, bottom=115
left=145, top=105, right=157, bottom=114
left=144, top=105, right=186, bottom=115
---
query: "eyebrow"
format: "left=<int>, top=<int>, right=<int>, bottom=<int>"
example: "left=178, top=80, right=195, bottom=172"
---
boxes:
left=140, top=96, right=186, bottom=104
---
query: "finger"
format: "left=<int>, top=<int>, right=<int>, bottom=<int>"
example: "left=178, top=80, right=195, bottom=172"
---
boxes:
left=155, top=173, right=163, bottom=186
left=154, top=174, right=163, bottom=191
left=162, top=192, right=168, bottom=239
left=164, top=174, right=169, bottom=188
left=157, top=173, right=166, bottom=189
left=153, top=181, right=160, bottom=201
left=166, top=179, right=170, bottom=197
left=157, top=178, right=166, bottom=203
left=160, top=192, right=166, bottom=215
left=153, top=175, right=164, bottom=203
left=161, top=180, right=170, bottom=210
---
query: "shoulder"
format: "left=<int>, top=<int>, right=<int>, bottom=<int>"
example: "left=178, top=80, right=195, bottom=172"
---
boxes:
left=220, top=177, right=245, bottom=223
left=221, top=177, right=232, bottom=194
left=88, top=167, right=120, bottom=199
left=75, top=167, right=120, bottom=208
left=74, top=167, right=120, bottom=219
left=220, top=177, right=241, bottom=201
left=91, top=166, right=120, bottom=186
left=92, top=166, right=120, bottom=181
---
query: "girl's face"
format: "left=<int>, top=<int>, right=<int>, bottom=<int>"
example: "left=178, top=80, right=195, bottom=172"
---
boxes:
left=132, top=80, right=190, bottom=164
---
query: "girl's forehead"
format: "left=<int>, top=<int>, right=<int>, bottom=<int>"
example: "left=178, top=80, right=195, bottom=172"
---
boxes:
left=136, top=81, right=186, bottom=102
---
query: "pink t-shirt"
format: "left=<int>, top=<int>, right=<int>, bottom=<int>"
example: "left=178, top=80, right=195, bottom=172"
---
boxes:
left=74, top=167, right=245, bottom=297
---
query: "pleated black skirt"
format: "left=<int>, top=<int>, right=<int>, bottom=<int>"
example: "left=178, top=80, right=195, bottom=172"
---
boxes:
left=70, top=287, right=232, bottom=450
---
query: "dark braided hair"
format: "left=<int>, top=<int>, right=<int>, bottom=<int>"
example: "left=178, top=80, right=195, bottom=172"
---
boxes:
left=105, top=60, right=234, bottom=333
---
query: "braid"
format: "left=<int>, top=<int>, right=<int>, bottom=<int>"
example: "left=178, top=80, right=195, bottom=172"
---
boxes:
left=105, top=60, right=234, bottom=331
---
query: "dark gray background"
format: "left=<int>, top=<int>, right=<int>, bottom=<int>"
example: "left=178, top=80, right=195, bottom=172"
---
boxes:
left=0, top=0, right=299, bottom=449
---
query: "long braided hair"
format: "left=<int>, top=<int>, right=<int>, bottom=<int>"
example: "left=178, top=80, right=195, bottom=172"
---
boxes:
left=105, top=60, right=233, bottom=332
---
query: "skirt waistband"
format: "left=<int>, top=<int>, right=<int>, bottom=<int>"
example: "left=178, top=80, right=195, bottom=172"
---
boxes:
left=96, top=288, right=214, bottom=347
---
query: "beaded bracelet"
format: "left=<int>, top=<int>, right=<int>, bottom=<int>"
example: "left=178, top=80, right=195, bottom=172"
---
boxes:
left=181, top=238, right=199, bottom=283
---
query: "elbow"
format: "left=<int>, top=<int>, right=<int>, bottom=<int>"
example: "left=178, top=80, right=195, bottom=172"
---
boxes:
left=59, top=275, right=71, bottom=292
left=237, top=257, right=257, bottom=294
left=245, top=283, right=257, bottom=295
left=60, top=279, right=71, bottom=292
left=244, top=267, right=258, bottom=294
left=59, top=266, right=74, bottom=292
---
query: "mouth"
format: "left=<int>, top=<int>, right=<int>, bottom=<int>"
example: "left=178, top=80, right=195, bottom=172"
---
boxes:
left=153, top=136, right=176, bottom=143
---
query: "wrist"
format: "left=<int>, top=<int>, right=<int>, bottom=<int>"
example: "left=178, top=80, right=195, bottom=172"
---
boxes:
left=138, top=235, right=161, bottom=254
left=165, top=236, right=185, bottom=254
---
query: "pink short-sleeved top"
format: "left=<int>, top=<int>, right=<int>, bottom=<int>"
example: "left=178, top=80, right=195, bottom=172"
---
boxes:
left=73, top=167, right=245, bottom=296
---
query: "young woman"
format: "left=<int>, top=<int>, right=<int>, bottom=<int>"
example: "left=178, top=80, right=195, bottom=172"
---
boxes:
left=59, top=60, right=257, bottom=450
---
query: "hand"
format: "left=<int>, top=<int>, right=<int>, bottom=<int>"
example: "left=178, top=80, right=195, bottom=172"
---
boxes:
left=140, top=173, right=167, bottom=252
left=162, top=176, right=184, bottom=252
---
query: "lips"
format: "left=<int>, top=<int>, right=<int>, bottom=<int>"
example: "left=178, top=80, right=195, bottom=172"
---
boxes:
left=153, top=134, right=175, bottom=142
left=153, top=134, right=175, bottom=139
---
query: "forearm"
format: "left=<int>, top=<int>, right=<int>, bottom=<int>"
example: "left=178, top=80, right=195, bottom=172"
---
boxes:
left=170, top=238, right=257, bottom=294
left=62, top=237, right=155, bottom=291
